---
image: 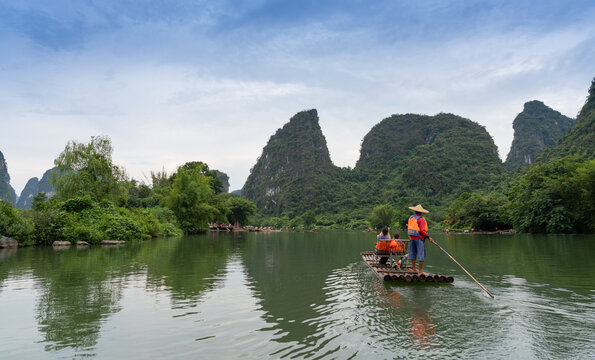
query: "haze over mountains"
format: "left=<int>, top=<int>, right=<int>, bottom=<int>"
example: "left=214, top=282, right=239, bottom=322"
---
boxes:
left=14, top=168, right=56, bottom=209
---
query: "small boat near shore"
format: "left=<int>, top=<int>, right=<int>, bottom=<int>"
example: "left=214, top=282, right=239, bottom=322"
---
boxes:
left=361, top=251, right=454, bottom=284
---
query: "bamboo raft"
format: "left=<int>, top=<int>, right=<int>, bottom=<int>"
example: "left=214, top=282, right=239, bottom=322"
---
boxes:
left=361, top=251, right=454, bottom=284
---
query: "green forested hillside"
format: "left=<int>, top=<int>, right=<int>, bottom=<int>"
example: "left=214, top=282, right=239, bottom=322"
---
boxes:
left=540, top=79, right=595, bottom=161
left=1, top=136, right=255, bottom=246
left=354, top=113, right=503, bottom=206
left=0, top=151, right=17, bottom=204
left=243, top=109, right=344, bottom=216
left=449, top=78, right=595, bottom=233
left=243, top=110, right=504, bottom=227
left=4, top=80, right=593, bottom=237
left=505, top=100, right=574, bottom=169
left=243, top=80, right=594, bottom=234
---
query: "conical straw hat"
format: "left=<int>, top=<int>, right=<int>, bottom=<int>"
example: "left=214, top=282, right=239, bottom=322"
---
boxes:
left=408, top=204, right=430, bottom=213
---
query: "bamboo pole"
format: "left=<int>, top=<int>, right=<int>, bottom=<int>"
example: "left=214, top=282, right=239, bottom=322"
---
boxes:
left=432, top=240, right=494, bottom=298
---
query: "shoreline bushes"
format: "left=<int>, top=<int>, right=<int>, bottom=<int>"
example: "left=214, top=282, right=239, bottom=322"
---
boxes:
left=0, top=196, right=183, bottom=246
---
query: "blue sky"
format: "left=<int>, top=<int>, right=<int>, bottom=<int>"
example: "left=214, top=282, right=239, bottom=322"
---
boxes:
left=1, top=0, right=594, bottom=194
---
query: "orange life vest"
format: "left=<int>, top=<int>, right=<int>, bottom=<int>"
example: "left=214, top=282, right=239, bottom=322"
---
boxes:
left=407, top=215, right=427, bottom=237
left=376, top=237, right=405, bottom=252
left=376, top=235, right=390, bottom=251
left=394, top=240, right=405, bottom=252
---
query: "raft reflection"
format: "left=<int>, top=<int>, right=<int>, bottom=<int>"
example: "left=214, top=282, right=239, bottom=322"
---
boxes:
left=407, top=292, right=436, bottom=349
left=376, top=283, right=437, bottom=351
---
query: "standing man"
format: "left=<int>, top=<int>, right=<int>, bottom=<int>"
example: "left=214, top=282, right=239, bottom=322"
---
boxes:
left=407, top=204, right=435, bottom=275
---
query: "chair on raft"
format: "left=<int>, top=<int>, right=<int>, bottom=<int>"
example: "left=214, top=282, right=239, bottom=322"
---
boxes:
left=375, top=240, right=408, bottom=266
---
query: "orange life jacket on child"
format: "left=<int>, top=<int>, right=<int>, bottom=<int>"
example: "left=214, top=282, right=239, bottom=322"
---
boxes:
left=376, top=237, right=405, bottom=252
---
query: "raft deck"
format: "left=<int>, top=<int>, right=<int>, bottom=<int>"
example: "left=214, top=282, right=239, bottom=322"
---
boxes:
left=361, top=251, right=454, bottom=284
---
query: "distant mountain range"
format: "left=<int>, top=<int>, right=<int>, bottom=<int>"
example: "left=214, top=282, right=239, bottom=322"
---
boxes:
left=3, top=78, right=593, bottom=220
left=14, top=168, right=56, bottom=209
left=242, top=110, right=506, bottom=216
left=242, top=79, right=595, bottom=217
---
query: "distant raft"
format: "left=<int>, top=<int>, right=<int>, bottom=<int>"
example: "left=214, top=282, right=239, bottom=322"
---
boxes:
left=361, top=251, right=454, bottom=284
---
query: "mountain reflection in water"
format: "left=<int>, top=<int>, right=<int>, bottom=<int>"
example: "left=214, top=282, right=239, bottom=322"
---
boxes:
left=0, top=232, right=593, bottom=359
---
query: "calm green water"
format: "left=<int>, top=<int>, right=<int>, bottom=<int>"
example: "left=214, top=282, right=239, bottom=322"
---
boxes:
left=0, top=232, right=593, bottom=359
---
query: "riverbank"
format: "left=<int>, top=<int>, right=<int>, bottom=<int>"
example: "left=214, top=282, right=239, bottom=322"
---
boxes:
left=1, top=235, right=133, bottom=249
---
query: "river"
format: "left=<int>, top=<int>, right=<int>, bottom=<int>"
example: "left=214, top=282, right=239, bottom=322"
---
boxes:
left=0, top=232, right=593, bottom=359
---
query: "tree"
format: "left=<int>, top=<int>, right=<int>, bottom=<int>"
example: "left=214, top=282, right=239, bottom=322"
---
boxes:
left=224, top=195, right=257, bottom=226
left=301, top=210, right=316, bottom=228
left=165, top=167, right=223, bottom=233
left=170, top=161, right=224, bottom=194
left=125, top=179, right=158, bottom=208
left=369, top=204, right=395, bottom=228
left=51, top=135, right=127, bottom=202
left=151, top=167, right=171, bottom=188
left=32, top=192, right=48, bottom=211
left=508, top=156, right=595, bottom=233
left=448, top=192, right=510, bottom=230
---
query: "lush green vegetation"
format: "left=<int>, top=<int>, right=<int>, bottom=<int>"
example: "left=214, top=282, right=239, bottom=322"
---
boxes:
left=242, top=109, right=344, bottom=216
left=0, top=136, right=258, bottom=246
left=244, top=79, right=595, bottom=234
left=0, top=195, right=182, bottom=246
left=222, top=194, right=258, bottom=226
left=447, top=191, right=511, bottom=231
left=52, top=136, right=127, bottom=202
left=442, top=156, right=595, bottom=234
left=508, top=156, right=595, bottom=233
left=3, top=79, right=594, bottom=238
left=242, top=110, right=506, bottom=231
left=369, top=204, right=395, bottom=228
left=447, top=79, right=595, bottom=234
left=540, top=79, right=595, bottom=162
left=165, top=166, right=225, bottom=233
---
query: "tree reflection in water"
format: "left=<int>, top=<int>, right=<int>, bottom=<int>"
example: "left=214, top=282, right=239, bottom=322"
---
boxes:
left=33, top=246, right=131, bottom=354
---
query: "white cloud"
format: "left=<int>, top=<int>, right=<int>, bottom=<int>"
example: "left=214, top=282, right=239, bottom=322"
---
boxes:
left=1, top=1, right=593, bottom=195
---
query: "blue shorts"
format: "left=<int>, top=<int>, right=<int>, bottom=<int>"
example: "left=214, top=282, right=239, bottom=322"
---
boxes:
left=408, top=239, right=425, bottom=261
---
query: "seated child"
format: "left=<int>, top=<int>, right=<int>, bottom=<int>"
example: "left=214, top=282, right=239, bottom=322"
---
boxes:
left=391, top=233, right=405, bottom=253
left=375, top=227, right=392, bottom=264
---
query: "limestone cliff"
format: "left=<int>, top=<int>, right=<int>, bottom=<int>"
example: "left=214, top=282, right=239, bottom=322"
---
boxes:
left=505, top=101, right=574, bottom=169
left=15, top=168, right=56, bottom=209
left=243, top=109, right=340, bottom=215
left=0, top=151, right=17, bottom=204
left=355, top=113, right=504, bottom=200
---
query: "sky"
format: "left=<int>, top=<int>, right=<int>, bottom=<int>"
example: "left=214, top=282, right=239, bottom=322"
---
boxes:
left=1, top=0, right=594, bottom=195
